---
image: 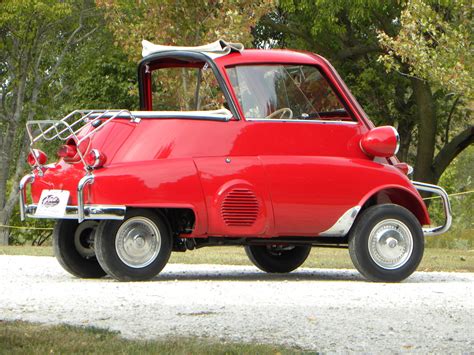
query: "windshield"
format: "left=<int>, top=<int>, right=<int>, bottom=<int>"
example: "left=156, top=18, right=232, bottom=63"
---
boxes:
left=226, top=64, right=352, bottom=121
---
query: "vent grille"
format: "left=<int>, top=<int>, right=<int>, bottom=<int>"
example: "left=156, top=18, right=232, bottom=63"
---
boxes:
left=221, top=188, right=259, bottom=227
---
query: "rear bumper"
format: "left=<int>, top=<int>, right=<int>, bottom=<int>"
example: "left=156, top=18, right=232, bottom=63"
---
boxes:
left=413, top=181, right=452, bottom=237
left=23, top=204, right=125, bottom=220
left=19, top=173, right=126, bottom=222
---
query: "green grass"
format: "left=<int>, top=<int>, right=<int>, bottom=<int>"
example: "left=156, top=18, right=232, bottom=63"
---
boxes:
left=0, top=320, right=307, bottom=354
left=1, top=245, right=472, bottom=272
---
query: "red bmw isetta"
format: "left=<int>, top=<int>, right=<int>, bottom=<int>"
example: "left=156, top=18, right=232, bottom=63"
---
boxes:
left=20, top=41, right=452, bottom=282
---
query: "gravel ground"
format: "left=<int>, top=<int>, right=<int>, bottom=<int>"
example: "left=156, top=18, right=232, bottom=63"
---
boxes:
left=1, top=255, right=473, bottom=353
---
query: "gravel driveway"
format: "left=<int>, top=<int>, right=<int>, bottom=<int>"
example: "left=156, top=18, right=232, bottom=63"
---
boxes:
left=1, top=255, right=473, bottom=353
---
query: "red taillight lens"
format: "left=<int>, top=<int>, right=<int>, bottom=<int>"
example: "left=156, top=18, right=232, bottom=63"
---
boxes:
left=57, top=144, right=77, bottom=158
left=85, top=149, right=107, bottom=168
left=27, top=149, right=48, bottom=166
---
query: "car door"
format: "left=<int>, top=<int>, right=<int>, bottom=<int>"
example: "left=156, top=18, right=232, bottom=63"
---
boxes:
left=226, top=64, right=366, bottom=236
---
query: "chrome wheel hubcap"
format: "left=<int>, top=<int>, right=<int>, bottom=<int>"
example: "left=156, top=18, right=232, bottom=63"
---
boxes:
left=74, top=221, right=98, bottom=258
left=115, top=217, right=161, bottom=268
left=368, top=219, right=413, bottom=270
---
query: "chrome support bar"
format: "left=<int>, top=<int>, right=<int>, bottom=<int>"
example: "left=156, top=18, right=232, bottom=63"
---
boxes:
left=78, top=174, right=94, bottom=223
left=19, top=174, right=35, bottom=221
left=413, top=181, right=452, bottom=237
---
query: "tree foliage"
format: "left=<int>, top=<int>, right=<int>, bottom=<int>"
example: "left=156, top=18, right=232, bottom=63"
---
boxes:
left=97, top=0, right=273, bottom=61
left=378, top=0, right=473, bottom=100
left=0, top=0, right=135, bottom=245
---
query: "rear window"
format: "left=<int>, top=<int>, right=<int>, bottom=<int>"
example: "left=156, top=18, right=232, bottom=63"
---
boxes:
left=151, top=65, right=228, bottom=111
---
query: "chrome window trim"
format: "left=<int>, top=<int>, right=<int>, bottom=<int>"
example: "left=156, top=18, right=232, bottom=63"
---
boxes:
left=245, top=118, right=359, bottom=125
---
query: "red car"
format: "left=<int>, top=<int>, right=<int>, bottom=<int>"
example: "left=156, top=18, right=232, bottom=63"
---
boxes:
left=20, top=41, right=451, bottom=282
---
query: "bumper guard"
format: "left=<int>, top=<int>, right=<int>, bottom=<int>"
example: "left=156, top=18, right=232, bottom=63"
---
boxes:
left=413, top=181, right=452, bottom=237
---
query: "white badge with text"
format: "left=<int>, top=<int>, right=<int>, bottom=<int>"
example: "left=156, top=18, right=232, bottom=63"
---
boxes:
left=35, top=190, right=70, bottom=217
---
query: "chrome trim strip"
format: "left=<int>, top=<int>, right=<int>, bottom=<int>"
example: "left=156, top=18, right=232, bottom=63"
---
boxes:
left=319, top=206, right=361, bottom=236
left=19, top=174, right=35, bottom=221
left=246, top=118, right=358, bottom=125
left=77, top=174, right=95, bottom=223
left=413, top=181, right=452, bottom=237
left=25, top=204, right=126, bottom=220
left=390, top=126, right=400, bottom=155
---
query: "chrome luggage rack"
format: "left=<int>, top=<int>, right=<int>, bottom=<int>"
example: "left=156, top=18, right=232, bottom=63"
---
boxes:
left=26, top=109, right=140, bottom=171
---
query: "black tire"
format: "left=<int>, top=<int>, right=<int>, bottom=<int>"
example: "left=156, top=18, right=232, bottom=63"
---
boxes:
left=95, top=209, right=172, bottom=281
left=53, top=219, right=106, bottom=278
left=348, top=204, right=424, bottom=282
left=245, top=244, right=311, bottom=273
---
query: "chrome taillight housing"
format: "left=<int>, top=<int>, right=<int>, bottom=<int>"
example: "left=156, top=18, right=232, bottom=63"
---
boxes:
left=85, top=149, right=107, bottom=169
left=360, top=126, right=400, bottom=158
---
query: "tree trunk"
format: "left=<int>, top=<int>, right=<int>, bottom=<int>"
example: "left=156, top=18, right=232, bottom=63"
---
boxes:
left=412, top=78, right=437, bottom=184
left=0, top=211, right=11, bottom=245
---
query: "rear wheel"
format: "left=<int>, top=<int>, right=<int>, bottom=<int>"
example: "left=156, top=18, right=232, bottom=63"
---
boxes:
left=53, top=220, right=106, bottom=278
left=245, top=244, right=311, bottom=273
left=348, top=204, right=424, bottom=282
left=95, top=209, right=172, bottom=281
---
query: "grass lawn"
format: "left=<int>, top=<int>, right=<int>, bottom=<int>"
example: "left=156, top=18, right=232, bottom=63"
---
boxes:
left=0, top=320, right=307, bottom=354
left=0, top=245, right=472, bottom=272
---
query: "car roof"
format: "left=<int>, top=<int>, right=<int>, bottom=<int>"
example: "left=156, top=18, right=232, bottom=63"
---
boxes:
left=214, top=48, right=326, bottom=67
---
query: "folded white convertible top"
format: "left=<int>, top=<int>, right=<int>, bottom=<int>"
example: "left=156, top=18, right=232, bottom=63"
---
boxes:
left=142, top=39, right=244, bottom=59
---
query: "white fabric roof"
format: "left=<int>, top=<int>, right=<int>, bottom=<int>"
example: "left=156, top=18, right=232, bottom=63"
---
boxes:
left=142, top=39, right=244, bottom=59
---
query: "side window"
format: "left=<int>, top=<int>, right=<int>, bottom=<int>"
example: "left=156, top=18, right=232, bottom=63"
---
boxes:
left=151, top=65, right=226, bottom=111
left=227, top=64, right=352, bottom=121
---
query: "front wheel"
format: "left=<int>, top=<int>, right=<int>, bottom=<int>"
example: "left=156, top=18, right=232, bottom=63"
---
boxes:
left=95, top=209, right=172, bottom=281
left=245, top=244, right=311, bottom=273
left=53, top=220, right=106, bottom=278
left=348, top=204, right=424, bottom=282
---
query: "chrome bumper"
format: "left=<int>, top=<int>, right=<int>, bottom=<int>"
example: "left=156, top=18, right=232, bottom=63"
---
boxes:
left=413, top=181, right=452, bottom=237
left=19, top=173, right=126, bottom=222
left=23, top=204, right=126, bottom=220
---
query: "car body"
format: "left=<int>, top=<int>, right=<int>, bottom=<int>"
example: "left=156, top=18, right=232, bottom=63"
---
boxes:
left=19, top=41, right=452, bottom=282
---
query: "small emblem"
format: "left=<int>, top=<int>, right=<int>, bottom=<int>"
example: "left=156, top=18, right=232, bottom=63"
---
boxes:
left=41, top=195, right=60, bottom=208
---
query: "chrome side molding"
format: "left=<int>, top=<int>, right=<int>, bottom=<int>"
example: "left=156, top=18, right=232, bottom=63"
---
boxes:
left=319, top=206, right=361, bottom=237
left=413, top=181, right=452, bottom=237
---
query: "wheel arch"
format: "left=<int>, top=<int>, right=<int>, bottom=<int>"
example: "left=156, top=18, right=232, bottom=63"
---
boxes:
left=358, top=185, right=430, bottom=226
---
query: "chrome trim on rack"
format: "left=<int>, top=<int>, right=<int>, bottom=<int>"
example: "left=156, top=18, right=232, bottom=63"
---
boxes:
left=24, top=204, right=126, bottom=220
left=413, top=181, right=452, bottom=237
left=78, top=174, right=94, bottom=223
left=319, top=206, right=361, bottom=236
left=19, top=174, right=35, bottom=221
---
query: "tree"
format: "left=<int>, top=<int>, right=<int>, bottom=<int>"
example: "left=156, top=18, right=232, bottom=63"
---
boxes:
left=378, top=0, right=473, bottom=183
left=254, top=0, right=473, bottom=184
left=97, top=0, right=273, bottom=61
left=0, top=1, right=135, bottom=245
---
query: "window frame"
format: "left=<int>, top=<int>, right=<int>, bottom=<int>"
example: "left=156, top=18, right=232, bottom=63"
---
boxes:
left=224, top=63, right=358, bottom=125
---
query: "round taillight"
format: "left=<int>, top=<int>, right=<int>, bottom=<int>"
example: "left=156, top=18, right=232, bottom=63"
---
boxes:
left=85, top=149, right=107, bottom=168
left=58, top=144, right=77, bottom=158
left=27, top=149, right=48, bottom=166
left=360, top=126, right=400, bottom=158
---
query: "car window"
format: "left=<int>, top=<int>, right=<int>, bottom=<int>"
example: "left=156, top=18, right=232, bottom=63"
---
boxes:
left=151, top=65, right=227, bottom=111
left=226, top=64, right=352, bottom=121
